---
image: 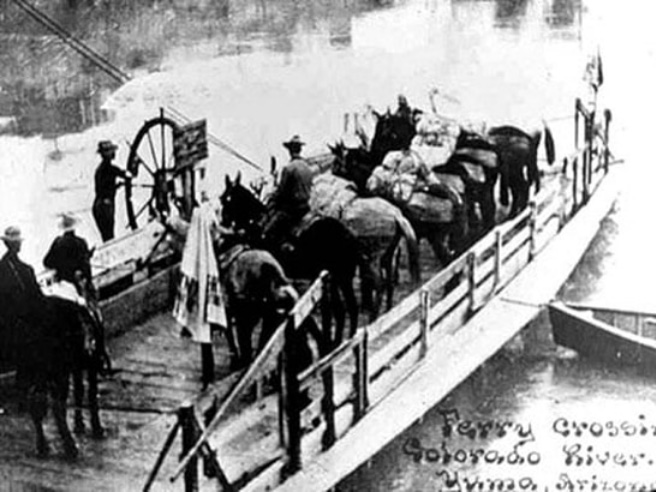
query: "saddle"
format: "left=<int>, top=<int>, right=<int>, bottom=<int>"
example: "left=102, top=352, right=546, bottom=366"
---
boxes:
left=289, top=211, right=319, bottom=239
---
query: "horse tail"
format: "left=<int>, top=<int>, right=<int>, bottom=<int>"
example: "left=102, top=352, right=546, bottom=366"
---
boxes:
left=394, top=211, right=420, bottom=286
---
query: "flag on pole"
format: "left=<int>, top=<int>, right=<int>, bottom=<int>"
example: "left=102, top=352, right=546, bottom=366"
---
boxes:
left=172, top=203, right=227, bottom=343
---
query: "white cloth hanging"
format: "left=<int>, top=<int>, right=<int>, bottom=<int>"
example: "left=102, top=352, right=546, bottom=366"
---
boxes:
left=172, top=203, right=227, bottom=343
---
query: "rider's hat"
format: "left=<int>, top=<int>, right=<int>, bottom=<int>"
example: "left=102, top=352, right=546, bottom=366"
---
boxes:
left=97, top=140, right=118, bottom=154
left=1, top=226, right=22, bottom=244
left=59, top=213, right=78, bottom=232
left=282, top=135, right=305, bottom=150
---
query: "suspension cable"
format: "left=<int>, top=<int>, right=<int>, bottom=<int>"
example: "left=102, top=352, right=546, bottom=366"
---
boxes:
left=10, top=0, right=264, bottom=172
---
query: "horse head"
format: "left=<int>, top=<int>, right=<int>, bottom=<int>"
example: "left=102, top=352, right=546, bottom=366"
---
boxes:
left=221, top=173, right=266, bottom=236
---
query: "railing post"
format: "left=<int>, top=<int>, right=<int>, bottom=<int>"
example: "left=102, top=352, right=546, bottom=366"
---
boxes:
left=467, top=251, right=476, bottom=314
left=572, top=156, right=578, bottom=212
left=282, top=315, right=302, bottom=477
left=603, top=109, right=612, bottom=174
left=320, top=274, right=336, bottom=450
left=419, top=289, right=429, bottom=359
left=493, top=230, right=502, bottom=290
left=574, top=98, right=581, bottom=149
left=588, top=109, right=596, bottom=183
left=353, top=328, right=369, bottom=422
left=179, top=403, right=199, bottom=492
left=528, top=201, right=538, bottom=261
left=277, top=351, right=287, bottom=449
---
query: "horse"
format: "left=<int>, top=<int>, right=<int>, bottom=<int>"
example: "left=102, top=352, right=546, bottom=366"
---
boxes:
left=164, top=213, right=318, bottom=370
left=333, top=140, right=470, bottom=269
left=368, top=108, right=417, bottom=170
left=311, top=161, right=420, bottom=318
left=10, top=293, right=105, bottom=459
left=486, top=124, right=556, bottom=217
left=433, top=130, right=501, bottom=235
left=219, top=241, right=300, bottom=367
left=220, top=175, right=360, bottom=345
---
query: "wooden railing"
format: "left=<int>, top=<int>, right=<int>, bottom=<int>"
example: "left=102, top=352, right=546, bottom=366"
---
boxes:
left=145, top=98, right=614, bottom=491
left=143, top=272, right=330, bottom=491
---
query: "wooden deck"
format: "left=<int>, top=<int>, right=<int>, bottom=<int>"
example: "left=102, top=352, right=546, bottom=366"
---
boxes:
left=0, top=311, right=240, bottom=491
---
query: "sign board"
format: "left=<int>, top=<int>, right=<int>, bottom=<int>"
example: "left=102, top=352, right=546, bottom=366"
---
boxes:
left=173, top=119, right=208, bottom=170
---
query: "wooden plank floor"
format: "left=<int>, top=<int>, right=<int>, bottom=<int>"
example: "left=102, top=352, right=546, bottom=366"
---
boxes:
left=0, top=312, right=242, bottom=492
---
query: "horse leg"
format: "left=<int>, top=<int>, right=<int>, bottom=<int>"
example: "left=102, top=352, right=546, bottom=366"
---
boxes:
left=234, top=308, right=260, bottom=367
left=339, top=277, right=359, bottom=339
left=27, top=383, right=49, bottom=457
left=329, top=281, right=346, bottom=346
left=88, top=362, right=104, bottom=438
left=224, top=315, right=242, bottom=370
left=381, top=240, right=398, bottom=312
left=358, top=261, right=376, bottom=319
left=72, top=367, right=85, bottom=434
left=258, top=304, right=282, bottom=353
left=52, top=375, right=78, bottom=460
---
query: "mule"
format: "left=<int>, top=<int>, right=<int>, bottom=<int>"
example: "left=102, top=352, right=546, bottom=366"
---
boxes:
left=333, top=142, right=470, bottom=268
left=487, top=124, right=555, bottom=217
left=312, top=164, right=420, bottom=318
left=219, top=241, right=300, bottom=367
left=221, top=175, right=360, bottom=344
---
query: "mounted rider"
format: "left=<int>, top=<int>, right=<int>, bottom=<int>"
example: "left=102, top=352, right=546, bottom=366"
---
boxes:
left=0, top=226, right=48, bottom=398
left=263, top=135, right=315, bottom=251
left=43, top=214, right=93, bottom=295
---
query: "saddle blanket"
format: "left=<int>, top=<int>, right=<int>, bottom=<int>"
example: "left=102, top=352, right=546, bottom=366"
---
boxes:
left=42, top=280, right=86, bottom=306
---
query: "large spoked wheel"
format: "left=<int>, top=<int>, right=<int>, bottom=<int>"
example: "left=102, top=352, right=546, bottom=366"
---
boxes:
left=125, top=115, right=184, bottom=230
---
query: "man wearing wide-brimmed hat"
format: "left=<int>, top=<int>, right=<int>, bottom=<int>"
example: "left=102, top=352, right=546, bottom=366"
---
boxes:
left=264, top=135, right=314, bottom=248
left=92, top=140, right=131, bottom=242
left=43, top=213, right=92, bottom=290
left=0, top=226, right=47, bottom=395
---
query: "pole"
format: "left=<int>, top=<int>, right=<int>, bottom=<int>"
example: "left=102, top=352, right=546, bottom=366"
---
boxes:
left=179, top=403, right=199, bottom=492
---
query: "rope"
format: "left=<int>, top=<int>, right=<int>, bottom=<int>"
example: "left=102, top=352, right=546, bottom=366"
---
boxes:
left=10, top=0, right=264, bottom=172
left=500, top=297, right=547, bottom=309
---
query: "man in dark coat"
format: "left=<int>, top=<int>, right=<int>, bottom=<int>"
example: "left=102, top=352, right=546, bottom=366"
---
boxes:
left=0, top=226, right=48, bottom=394
left=43, top=213, right=92, bottom=291
left=92, top=140, right=131, bottom=242
left=263, top=135, right=314, bottom=248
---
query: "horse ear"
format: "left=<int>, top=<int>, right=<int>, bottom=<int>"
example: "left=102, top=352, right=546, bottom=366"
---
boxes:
left=270, top=156, right=277, bottom=175
left=235, top=171, right=242, bottom=186
left=225, top=174, right=232, bottom=189
left=327, top=143, right=335, bottom=154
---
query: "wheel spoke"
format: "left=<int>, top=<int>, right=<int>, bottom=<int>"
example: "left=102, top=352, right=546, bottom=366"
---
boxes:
left=162, top=120, right=167, bottom=170
left=132, top=183, right=156, bottom=189
left=146, top=130, right=160, bottom=169
left=133, top=197, right=154, bottom=221
left=133, top=151, right=156, bottom=176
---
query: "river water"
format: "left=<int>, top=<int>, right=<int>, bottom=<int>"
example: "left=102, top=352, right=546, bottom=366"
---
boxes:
left=1, top=0, right=655, bottom=490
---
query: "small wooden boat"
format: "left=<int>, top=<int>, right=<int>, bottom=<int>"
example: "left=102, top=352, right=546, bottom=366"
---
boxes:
left=548, top=301, right=656, bottom=366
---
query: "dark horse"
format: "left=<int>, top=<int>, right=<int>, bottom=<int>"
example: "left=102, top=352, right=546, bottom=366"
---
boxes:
left=8, top=294, right=105, bottom=459
left=219, top=241, right=302, bottom=367
left=220, top=175, right=360, bottom=344
left=487, top=124, right=555, bottom=217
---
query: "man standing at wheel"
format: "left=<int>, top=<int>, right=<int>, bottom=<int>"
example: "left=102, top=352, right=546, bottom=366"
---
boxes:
left=92, top=140, right=131, bottom=242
